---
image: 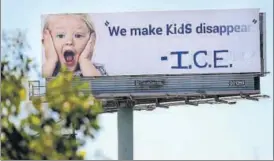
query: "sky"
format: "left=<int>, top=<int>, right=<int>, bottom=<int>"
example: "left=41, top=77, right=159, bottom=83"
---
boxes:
left=1, top=0, right=273, bottom=160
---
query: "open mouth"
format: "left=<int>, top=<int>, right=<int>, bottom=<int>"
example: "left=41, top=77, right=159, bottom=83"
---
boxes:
left=64, top=50, right=75, bottom=65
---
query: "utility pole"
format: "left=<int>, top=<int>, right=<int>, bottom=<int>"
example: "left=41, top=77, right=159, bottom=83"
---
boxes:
left=117, top=102, right=134, bottom=160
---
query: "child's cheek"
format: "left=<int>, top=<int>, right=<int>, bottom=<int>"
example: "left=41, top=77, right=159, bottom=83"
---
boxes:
left=80, top=47, right=85, bottom=53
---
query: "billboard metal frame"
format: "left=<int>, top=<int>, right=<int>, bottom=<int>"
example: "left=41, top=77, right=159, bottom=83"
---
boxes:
left=27, top=11, right=270, bottom=160
left=45, top=73, right=264, bottom=98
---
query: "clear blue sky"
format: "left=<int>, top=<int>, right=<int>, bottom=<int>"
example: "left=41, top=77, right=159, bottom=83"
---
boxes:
left=2, top=0, right=273, bottom=159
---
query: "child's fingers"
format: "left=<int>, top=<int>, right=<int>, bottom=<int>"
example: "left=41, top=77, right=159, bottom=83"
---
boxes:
left=84, top=34, right=94, bottom=51
left=43, top=30, right=51, bottom=45
left=43, top=32, right=49, bottom=50
left=46, top=30, right=57, bottom=53
left=90, top=32, right=96, bottom=43
left=88, top=33, right=96, bottom=50
left=43, top=30, right=47, bottom=40
left=43, top=29, right=58, bottom=60
left=47, top=30, right=54, bottom=44
left=80, top=32, right=96, bottom=60
left=86, top=34, right=93, bottom=46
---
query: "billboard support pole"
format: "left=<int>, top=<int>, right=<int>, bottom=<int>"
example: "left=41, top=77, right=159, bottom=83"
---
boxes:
left=117, top=102, right=134, bottom=160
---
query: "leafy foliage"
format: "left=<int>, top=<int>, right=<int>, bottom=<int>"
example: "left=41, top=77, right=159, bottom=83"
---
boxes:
left=1, top=29, right=103, bottom=160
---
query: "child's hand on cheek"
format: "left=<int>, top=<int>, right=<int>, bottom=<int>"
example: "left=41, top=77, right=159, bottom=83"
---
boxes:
left=78, top=33, right=100, bottom=76
left=43, top=29, right=58, bottom=64
left=79, top=33, right=95, bottom=63
left=42, top=29, right=59, bottom=77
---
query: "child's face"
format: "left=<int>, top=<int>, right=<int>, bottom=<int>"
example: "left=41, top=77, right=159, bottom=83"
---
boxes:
left=47, top=15, right=92, bottom=71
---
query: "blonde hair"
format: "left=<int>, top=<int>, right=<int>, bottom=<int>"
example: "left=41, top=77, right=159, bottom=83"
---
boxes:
left=41, top=13, right=95, bottom=35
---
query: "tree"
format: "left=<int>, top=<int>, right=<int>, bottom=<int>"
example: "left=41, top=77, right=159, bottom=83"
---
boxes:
left=1, top=29, right=103, bottom=160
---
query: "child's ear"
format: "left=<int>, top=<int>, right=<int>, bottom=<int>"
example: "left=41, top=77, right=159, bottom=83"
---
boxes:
left=92, top=32, right=96, bottom=37
left=90, top=30, right=96, bottom=37
left=42, top=30, right=46, bottom=45
left=42, top=29, right=50, bottom=45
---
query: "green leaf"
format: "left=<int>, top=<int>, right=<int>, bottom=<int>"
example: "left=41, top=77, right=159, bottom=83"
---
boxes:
left=1, top=29, right=103, bottom=160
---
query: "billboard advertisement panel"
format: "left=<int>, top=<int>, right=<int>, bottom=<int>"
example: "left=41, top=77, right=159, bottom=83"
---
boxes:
left=41, top=8, right=261, bottom=77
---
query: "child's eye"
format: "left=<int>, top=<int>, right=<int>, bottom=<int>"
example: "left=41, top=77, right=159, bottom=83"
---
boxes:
left=56, top=34, right=65, bottom=39
left=75, top=34, right=84, bottom=38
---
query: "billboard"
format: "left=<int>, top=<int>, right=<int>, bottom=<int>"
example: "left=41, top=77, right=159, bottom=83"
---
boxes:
left=41, top=8, right=262, bottom=77
left=46, top=73, right=261, bottom=99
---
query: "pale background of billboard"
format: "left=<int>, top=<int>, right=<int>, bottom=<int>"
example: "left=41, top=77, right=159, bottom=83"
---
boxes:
left=91, top=9, right=260, bottom=75
left=2, top=0, right=273, bottom=160
left=41, top=9, right=261, bottom=75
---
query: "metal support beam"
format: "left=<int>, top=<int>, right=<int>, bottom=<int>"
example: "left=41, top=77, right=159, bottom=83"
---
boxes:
left=215, top=96, right=236, bottom=105
left=241, top=94, right=259, bottom=101
left=185, top=97, right=198, bottom=106
left=117, top=103, right=134, bottom=160
left=155, top=99, right=169, bottom=108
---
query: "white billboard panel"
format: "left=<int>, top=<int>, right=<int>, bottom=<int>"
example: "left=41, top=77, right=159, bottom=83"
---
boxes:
left=41, top=8, right=260, bottom=77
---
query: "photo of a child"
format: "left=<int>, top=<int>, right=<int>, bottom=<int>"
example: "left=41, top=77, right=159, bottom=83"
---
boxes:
left=42, top=13, right=107, bottom=77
